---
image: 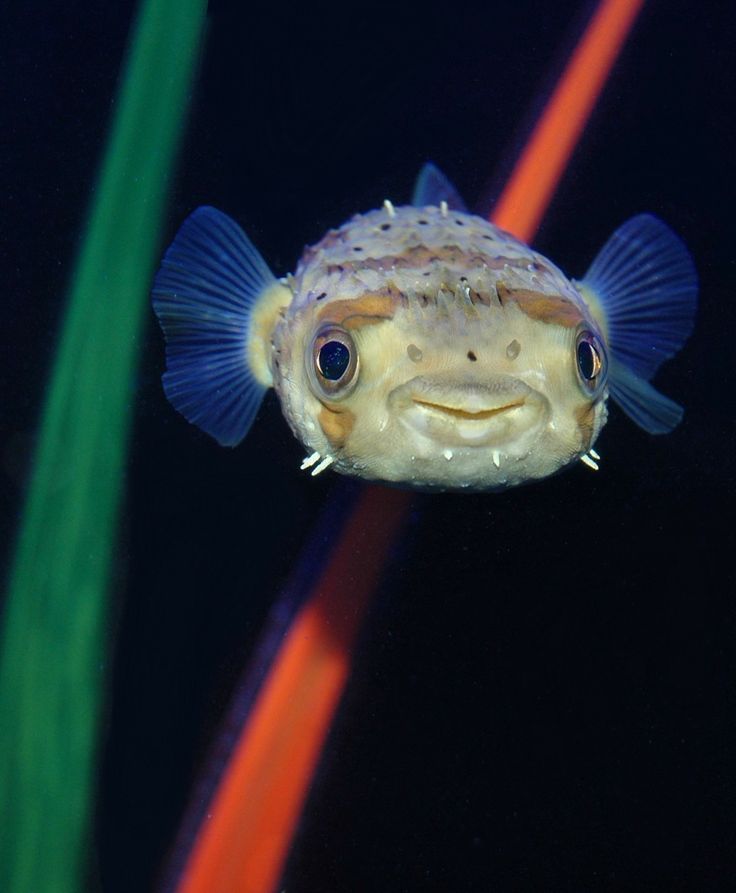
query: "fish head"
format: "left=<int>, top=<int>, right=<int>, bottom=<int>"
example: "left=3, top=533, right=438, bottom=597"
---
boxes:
left=273, top=279, right=608, bottom=491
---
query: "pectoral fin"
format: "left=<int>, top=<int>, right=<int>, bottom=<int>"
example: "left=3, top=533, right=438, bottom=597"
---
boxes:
left=152, top=207, right=291, bottom=447
left=579, top=214, right=698, bottom=434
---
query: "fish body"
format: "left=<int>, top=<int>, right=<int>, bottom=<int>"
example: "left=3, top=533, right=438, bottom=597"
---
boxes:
left=273, top=204, right=606, bottom=490
left=152, top=165, right=697, bottom=491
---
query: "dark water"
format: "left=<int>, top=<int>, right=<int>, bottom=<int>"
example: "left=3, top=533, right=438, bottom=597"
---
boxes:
left=3, top=1, right=736, bottom=890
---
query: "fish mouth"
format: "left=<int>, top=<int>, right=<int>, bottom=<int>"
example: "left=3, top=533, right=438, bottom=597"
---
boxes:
left=410, top=397, right=526, bottom=421
left=390, top=376, right=547, bottom=447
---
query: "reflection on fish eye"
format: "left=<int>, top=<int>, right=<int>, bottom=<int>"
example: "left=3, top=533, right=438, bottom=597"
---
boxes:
left=576, top=330, right=606, bottom=395
left=577, top=340, right=599, bottom=380
left=311, top=326, right=358, bottom=396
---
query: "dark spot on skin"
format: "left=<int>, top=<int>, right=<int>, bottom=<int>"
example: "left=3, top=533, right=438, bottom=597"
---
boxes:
left=455, top=219, right=465, bottom=226
left=418, top=220, right=428, bottom=225
left=380, top=223, right=391, bottom=231
left=467, top=351, right=477, bottom=362
left=483, top=234, right=494, bottom=241
left=460, top=276, right=468, bottom=282
left=317, top=292, right=327, bottom=300
left=353, top=246, right=363, bottom=252
left=336, top=265, right=344, bottom=272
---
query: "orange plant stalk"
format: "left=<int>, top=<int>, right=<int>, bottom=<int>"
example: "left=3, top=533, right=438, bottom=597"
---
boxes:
left=493, top=0, right=645, bottom=241
left=175, top=1, right=645, bottom=891
left=175, top=486, right=410, bottom=893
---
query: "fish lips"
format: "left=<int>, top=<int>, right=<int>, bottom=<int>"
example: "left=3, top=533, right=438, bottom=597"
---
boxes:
left=389, top=375, right=549, bottom=447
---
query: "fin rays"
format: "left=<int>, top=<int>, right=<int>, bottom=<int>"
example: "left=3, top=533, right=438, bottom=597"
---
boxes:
left=152, top=206, right=275, bottom=447
left=581, top=214, right=697, bottom=434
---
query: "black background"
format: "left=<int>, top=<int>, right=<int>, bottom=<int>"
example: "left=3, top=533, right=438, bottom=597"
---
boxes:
left=2, top=0, right=735, bottom=890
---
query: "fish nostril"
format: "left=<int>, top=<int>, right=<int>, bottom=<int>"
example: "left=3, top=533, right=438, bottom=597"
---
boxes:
left=467, top=350, right=477, bottom=362
left=506, top=340, right=521, bottom=360
left=407, top=343, right=423, bottom=362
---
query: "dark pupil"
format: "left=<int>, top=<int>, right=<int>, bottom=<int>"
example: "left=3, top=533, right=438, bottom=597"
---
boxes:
left=577, top=341, right=598, bottom=380
left=318, top=341, right=350, bottom=380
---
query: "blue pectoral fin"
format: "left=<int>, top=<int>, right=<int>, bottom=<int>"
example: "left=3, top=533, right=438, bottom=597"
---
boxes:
left=608, top=361, right=684, bottom=434
left=580, top=214, right=698, bottom=433
left=412, top=162, right=468, bottom=211
left=152, top=206, right=276, bottom=447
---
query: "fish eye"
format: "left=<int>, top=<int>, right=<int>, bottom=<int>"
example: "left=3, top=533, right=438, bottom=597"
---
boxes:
left=310, top=326, right=358, bottom=397
left=575, top=330, right=607, bottom=396
left=319, top=340, right=350, bottom=379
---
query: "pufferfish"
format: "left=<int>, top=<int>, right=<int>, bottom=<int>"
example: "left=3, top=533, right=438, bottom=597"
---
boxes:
left=152, top=164, right=697, bottom=491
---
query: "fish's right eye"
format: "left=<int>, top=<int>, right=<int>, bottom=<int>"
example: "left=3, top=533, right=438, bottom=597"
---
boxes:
left=310, top=326, right=359, bottom=397
left=318, top=340, right=350, bottom=380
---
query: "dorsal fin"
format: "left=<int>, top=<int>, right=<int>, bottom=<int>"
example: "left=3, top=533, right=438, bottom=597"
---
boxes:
left=412, top=162, right=468, bottom=211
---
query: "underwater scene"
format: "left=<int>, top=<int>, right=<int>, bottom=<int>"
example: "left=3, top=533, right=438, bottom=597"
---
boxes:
left=2, top=0, right=735, bottom=890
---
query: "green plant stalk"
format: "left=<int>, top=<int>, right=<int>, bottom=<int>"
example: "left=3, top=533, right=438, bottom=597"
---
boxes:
left=0, top=2, right=206, bottom=890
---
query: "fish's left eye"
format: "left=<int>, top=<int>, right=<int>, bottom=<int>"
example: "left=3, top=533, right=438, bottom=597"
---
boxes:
left=575, top=330, right=607, bottom=395
left=310, top=326, right=359, bottom=397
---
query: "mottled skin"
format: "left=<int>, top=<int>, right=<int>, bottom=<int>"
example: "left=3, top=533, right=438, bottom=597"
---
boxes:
left=264, top=204, right=608, bottom=491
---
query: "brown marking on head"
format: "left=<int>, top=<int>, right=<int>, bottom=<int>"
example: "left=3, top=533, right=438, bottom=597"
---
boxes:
left=324, top=246, right=533, bottom=278
left=318, top=292, right=397, bottom=330
left=496, top=283, right=584, bottom=328
left=575, top=402, right=596, bottom=451
left=318, top=405, right=356, bottom=449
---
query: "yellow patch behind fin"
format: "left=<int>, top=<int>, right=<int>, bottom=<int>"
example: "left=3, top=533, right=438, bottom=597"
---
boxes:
left=247, top=281, right=293, bottom=386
